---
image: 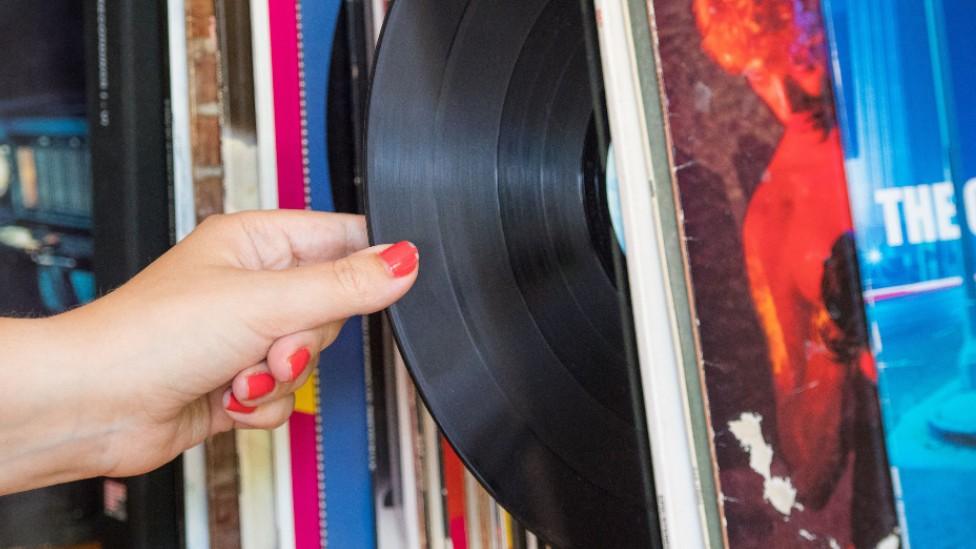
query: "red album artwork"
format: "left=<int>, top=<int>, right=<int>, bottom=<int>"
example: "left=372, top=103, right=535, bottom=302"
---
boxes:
left=650, top=0, right=899, bottom=546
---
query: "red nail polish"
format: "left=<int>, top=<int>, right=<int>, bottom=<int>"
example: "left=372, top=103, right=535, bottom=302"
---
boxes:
left=226, top=393, right=256, bottom=414
left=247, top=373, right=276, bottom=399
left=289, top=347, right=311, bottom=380
left=379, top=241, right=419, bottom=278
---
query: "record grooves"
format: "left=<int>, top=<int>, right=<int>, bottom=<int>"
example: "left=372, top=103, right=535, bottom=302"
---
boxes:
left=365, top=1, right=654, bottom=546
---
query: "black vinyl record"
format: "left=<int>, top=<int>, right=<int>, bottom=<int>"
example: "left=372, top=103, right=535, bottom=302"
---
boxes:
left=365, top=0, right=655, bottom=546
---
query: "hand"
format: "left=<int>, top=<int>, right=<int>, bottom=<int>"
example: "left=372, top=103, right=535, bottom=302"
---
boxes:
left=0, top=211, right=418, bottom=494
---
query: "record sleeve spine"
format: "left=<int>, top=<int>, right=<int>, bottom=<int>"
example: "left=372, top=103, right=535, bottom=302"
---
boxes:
left=264, top=1, right=326, bottom=546
left=212, top=2, right=282, bottom=548
left=592, top=0, right=718, bottom=546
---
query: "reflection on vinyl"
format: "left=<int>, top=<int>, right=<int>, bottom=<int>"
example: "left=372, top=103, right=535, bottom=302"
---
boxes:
left=365, top=0, right=655, bottom=547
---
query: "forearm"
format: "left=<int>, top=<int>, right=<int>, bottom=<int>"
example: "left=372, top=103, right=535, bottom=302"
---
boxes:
left=0, top=315, right=114, bottom=494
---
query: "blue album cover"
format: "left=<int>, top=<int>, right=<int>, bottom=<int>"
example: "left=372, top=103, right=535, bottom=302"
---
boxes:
left=302, top=0, right=377, bottom=546
left=824, top=0, right=976, bottom=546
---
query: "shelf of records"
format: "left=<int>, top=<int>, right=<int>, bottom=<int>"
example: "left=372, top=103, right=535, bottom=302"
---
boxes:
left=1, top=0, right=975, bottom=548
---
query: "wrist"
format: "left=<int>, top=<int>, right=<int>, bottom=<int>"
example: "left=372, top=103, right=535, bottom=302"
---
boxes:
left=0, top=313, right=119, bottom=493
left=47, top=306, right=130, bottom=478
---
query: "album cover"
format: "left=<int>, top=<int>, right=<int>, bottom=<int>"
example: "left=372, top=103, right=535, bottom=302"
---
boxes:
left=823, top=1, right=976, bottom=546
left=371, top=322, right=406, bottom=549
left=244, top=0, right=299, bottom=545
left=214, top=4, right=280, bottom=544
left=465, top=471, right=494, bottom=549
left=216, top=0, right=261, bottom=215
left=306, top=1, right=379, bottom=547
left=403, top=351, right=431, bottom=549
left=648, top=0, right=899, bottom=546
left=408, top=383, right=430, bottom=549
left=441, top=436, right=469, bottom=548
left=257, top=0, right=325, bottom=545
left=421, top=403, right=449, bottom=549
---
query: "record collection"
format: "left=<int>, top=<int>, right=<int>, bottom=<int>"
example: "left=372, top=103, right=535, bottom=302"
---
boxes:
left=4, top=0, right=976, bottom=548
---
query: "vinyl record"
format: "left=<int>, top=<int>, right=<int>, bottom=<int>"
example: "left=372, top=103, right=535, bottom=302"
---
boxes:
left=365, top=0, right=654, bottom=547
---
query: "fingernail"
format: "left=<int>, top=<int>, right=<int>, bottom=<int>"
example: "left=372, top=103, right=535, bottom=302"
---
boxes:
left=247, top=373, right=276, bottom=399
left=289, top=347, right=311, bottom=380
left=226, top=393, right=256, bottom=414
left=379, top=241, right=419, bottom=278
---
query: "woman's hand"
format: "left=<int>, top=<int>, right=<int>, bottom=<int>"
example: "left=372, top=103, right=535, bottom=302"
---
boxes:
left=0, top=210, right=418, bottom=494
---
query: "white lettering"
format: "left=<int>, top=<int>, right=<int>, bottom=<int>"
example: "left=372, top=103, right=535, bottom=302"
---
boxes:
left=932, top=182, right=961, bottom=240
left=902, top=185, right=937, bottom=244
left=875, top=187, right=905, bottom=246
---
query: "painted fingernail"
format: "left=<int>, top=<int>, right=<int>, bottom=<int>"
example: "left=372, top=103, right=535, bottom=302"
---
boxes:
left=247, top=373, right=276, bottom=399
left=379, top=241, right=419, bottom=278
left=289, top=347, right=311, bottom=380
left=226, top=393, right=256, bottom=414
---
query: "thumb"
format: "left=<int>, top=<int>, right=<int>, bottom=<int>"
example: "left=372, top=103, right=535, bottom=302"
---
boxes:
left=255, top=241, right=419, bottom=336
